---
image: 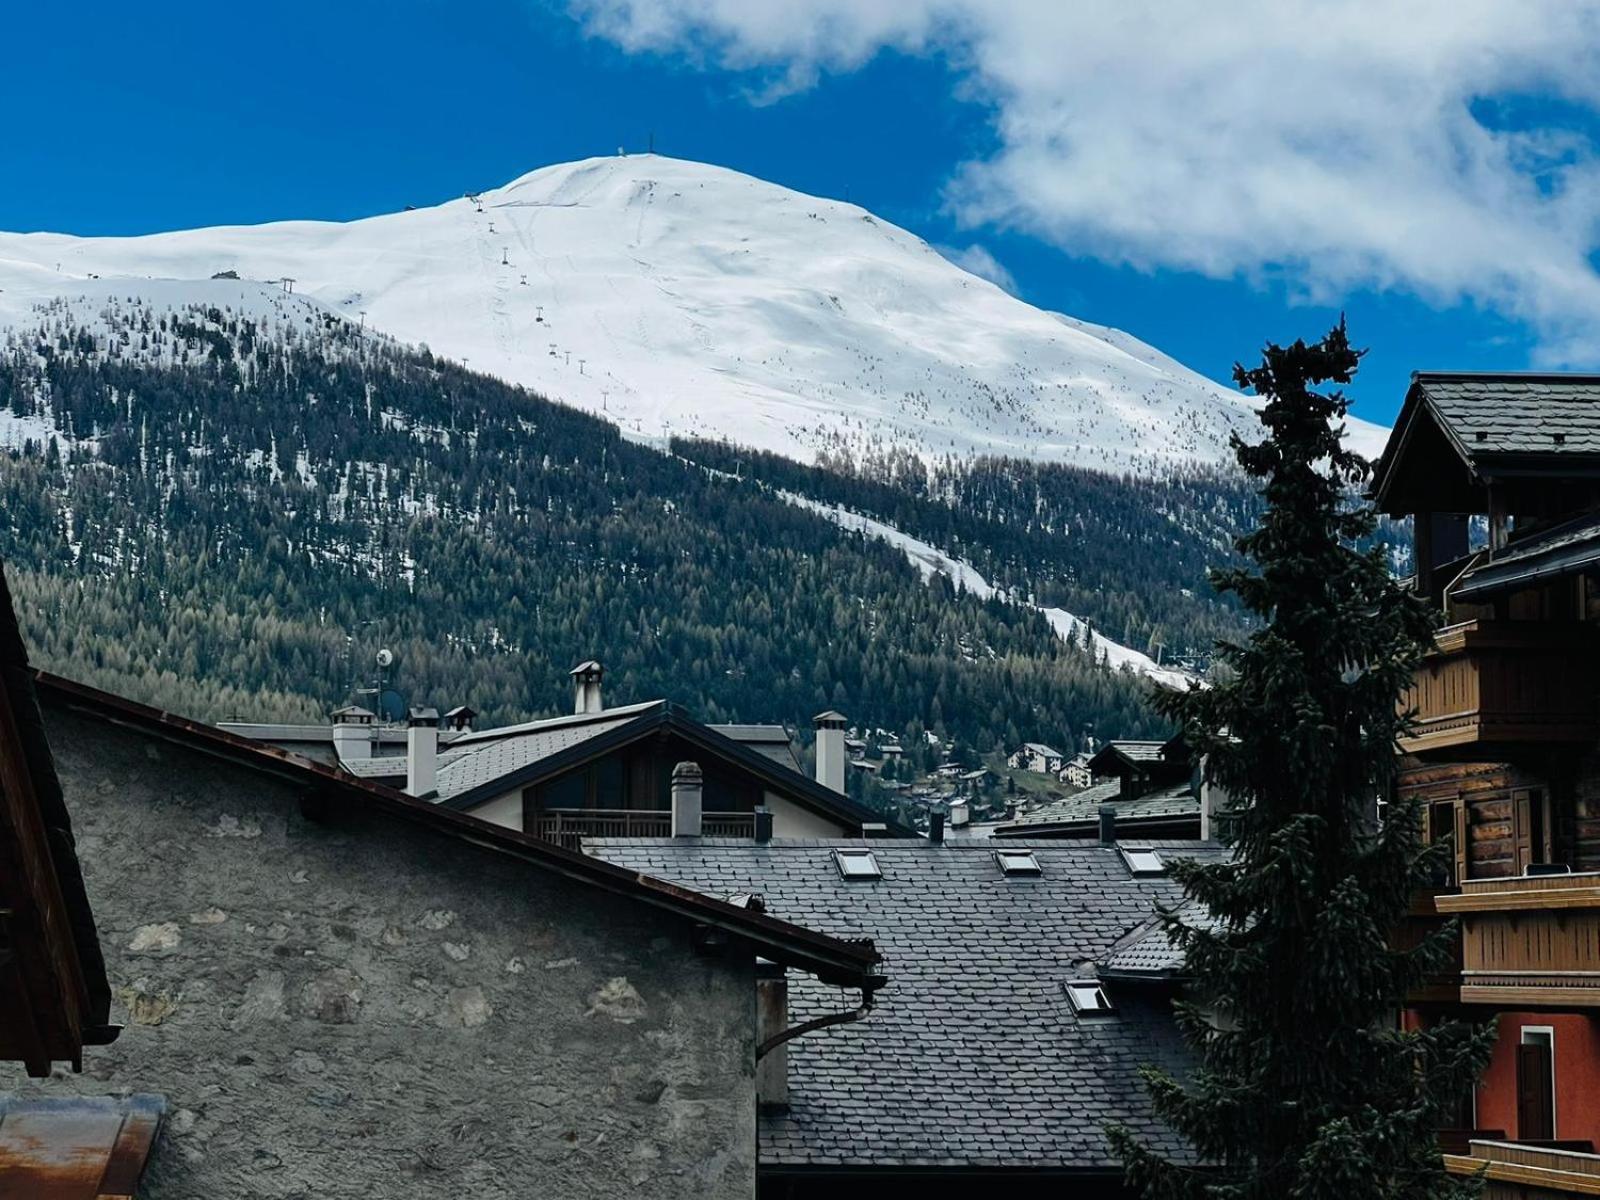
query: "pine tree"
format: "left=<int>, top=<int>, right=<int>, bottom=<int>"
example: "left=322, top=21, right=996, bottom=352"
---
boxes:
left=1110, top=322, right=1493, bottom=1199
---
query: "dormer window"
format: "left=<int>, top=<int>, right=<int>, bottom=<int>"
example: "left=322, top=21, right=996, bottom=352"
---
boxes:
left=1064, top=979, right=1114, bottom=1016
left=834, top=848, right=882, bottom=880
left=1120, top=846, right=1166, bottom=876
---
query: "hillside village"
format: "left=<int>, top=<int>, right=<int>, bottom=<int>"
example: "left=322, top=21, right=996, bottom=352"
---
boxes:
left=10, top=364, right=1600, bottom=1197
left=5, top=0, right=1599, bottom=1184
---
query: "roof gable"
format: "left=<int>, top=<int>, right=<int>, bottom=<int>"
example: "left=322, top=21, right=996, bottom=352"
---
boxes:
left=439, top=703, right=908, bottom=835
left=1374, top=372, right=1600, bottom=513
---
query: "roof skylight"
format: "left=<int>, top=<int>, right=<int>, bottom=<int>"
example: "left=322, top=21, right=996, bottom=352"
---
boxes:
left=1120, top=846, right=1166, bottom=876
left=1064, top=979, right=1114, bottom=1016
left=834, top=848, right=882, bottom=880
left=995, top=849, right=1042, bottom=876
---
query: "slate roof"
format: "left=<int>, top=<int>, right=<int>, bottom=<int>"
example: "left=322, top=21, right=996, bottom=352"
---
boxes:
left=588, top=836, right=1221, bottom=1171
left=1098, top=901, right=1216, bottom=980
left=1372, top=372, right=1600, bottom=509
left=1090, top=740, right=1167, bottom=768
left=1014, top=742, right=1063, bottom=757
left=431, top=709, right=646, bottom=800
left=993, top=780, right=1199, bottom=838
left=1409, top=372, right=1600, bottom=458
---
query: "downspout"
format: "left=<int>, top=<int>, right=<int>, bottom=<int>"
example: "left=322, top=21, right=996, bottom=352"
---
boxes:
left=756, top=985, right=877, bottom=1060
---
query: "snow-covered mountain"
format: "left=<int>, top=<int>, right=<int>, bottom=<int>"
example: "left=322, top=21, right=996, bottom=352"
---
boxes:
left=0, top=154, right=1386, bottom=473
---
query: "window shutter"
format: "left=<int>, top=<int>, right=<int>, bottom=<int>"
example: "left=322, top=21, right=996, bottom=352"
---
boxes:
left=1513, top=789, right=1535, bottom=875
left=1453, top=800, right=1470, bottom=885
left=1516, top=1041, right=1555, bottom=1140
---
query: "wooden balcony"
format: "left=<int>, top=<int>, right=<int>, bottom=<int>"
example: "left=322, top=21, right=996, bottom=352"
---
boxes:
left=1399, top=891, right=1463, bottom=1004
left=531, top=808, right=755, bottom=850
left=1400, top=621, right=1600, bottom=758
left=1435, top=872, right=1600, bottom=1007
left=1444, top=1139, right=1600, bottom=1197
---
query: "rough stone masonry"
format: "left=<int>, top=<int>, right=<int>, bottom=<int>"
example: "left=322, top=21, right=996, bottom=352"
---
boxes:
left=9, top=704, right=758, bottom=1198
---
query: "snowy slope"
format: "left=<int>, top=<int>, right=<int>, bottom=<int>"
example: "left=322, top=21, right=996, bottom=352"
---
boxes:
left=0, top=154, right=1388, bottom=474
left=784, top=493, right=1196, bottom=691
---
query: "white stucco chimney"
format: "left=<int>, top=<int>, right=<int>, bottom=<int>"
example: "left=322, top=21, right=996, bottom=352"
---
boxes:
left=672, top=760, right=703, bottom=837
left=330, top=705, right=375, bottom=763
left=570, top=660, right=604, bottom=715
left=1199, top=753, right=1229, bottom=842
left=813, top=711, right=847, bottom=795
left=406, top=707, right=440, bottom=798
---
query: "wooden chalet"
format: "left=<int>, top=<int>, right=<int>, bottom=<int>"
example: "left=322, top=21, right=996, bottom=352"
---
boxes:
left=1375, top=373, right=1600, bottom=1196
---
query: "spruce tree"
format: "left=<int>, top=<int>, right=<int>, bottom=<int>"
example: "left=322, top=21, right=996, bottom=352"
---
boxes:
left=1110, top=322, right=1493, bottom=1199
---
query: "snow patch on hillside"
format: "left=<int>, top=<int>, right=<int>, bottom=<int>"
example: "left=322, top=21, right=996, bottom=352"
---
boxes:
left=785, top=492, right=1195, bottom=690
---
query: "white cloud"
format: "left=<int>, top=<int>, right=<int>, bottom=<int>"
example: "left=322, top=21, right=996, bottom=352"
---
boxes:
left=568, top=0, right=1600, bottom=359
left=934, top=242, right=1018, bottom=294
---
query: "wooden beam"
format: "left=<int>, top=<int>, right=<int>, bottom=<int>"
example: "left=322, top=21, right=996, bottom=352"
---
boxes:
left=1487, top=484, right=1510, bottom=556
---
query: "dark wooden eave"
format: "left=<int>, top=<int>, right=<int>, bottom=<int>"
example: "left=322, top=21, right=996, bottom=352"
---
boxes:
left=0, top=562, right=115, bottom=1077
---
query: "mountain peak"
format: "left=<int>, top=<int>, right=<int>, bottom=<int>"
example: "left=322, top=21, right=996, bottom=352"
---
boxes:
left=0, top=154, right=1387, bottom=471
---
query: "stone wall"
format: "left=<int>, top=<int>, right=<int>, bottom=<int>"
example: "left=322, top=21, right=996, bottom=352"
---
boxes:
left=7, top=705, right=757, bottom=1198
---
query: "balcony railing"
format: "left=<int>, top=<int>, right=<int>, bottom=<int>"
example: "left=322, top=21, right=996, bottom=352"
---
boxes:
left=1443, top=1139, right=1600, bottom=1196
left=1400, top=621, right=1600, bottom=757
left=1435, top=872, right=1600, bottom=1007
left=531, top=808, right=755, bottom=850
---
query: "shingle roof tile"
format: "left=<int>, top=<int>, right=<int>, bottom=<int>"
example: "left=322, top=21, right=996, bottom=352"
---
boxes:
left=588, top=837, right=1220, bottom=1169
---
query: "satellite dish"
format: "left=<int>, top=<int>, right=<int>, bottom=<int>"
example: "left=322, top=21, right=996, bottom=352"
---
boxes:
left=375, top=648, right=394, bottom=668
left=377, top=690, right=406, bottom=724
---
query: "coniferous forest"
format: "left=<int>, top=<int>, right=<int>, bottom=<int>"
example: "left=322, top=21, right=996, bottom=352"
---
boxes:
left=0, top=295, right=1277, bottom=757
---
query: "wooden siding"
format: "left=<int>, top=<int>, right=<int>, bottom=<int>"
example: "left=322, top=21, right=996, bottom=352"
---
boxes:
left=1436, top=874, right=1600, bottom=1007
left=1401, top=622, right=1600, bottom=757
left=1445, top=1140, right=1600, bottom=1196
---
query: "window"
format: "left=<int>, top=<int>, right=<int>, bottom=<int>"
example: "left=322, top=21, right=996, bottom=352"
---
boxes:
left=1064, top=979, right=1114, bottom=1016
left=834, top=848, right=882, bottom=880
left=1120, top=846, right=1166, bottom=876
left=1518, top=1027, right=1556, bottom=1141
left=995, top=849, right=1042, bottom=876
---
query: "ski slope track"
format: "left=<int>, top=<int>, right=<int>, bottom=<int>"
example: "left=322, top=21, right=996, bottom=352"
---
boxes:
left=0, top=154, right=1387, bottom=474
left=785, top=492, right=1197, bottom=691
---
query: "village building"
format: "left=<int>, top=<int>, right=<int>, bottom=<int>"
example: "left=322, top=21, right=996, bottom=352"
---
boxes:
left=3, top=578, right=884, bottom=1195
left=996, top=739, right=1201, bottom=841
left=1060, top=750, right=1096, bottom=790
left=1376, top=372, right=1600, bottom=1197
left=589, top=826, right=1218, bottom=1197
left=224, top=673, right=901, bottom=847
left=1006, top=742, right=1064, bottom=775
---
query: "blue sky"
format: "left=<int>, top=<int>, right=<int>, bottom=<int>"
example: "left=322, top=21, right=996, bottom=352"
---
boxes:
left=4, top=0, right=1580, bottom=427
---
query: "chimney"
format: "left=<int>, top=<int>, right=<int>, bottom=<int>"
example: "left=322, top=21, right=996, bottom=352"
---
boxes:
left=406, top=707, right=440, bottom=797
left=672, top=761, right=703, bottom=837
left=928, top=811, right=945, bottom=845
left=330, top=705, right=375, bottom=762
left=1199, top=753, right=1228, bottom=842
left=444, top=704, right=477, bottom=733
left=570, top=660, right=604, bottom=715
left=949, top=798, right=970, bottom=829
left=1098, top=803, right=1118, bottom=846
left=756, top=960, right=790, bottom=1113
left=813, top=711, right=847, bottom=794
left=753, top=806, right=773, bottom=843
